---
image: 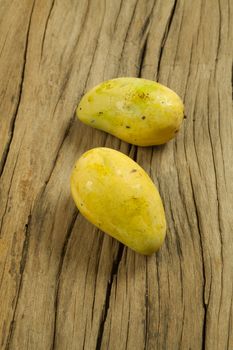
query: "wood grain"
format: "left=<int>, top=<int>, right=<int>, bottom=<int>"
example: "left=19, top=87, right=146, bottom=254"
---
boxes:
left=0, top=0, right=232, bottom=349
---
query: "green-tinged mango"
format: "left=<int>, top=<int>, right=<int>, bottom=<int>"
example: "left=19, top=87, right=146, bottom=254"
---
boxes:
left=70, top=148, right=166, bottom=255
left=77, top=77, right=184, bottom=146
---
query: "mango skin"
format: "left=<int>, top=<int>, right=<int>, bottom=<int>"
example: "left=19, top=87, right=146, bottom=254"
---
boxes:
left=70, top=148, right=166, bottom=255
left=77, top=78, right=184, bottom=146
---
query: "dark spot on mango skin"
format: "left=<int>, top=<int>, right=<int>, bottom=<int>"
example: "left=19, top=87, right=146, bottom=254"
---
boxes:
left=141, top=116, right=146, bottom=120
left=137, top=91, right=150, bottom=100
left=138, top=92, right=145, bottom=99
left=175, top=129, right=179, bottom=134
left=98, top=111, right=103, bottom=115
left=126, top=126, right=130, bottom=129
left=102, top=81, right=113, bottom=89
left=130, top=169, right=137, bottom=173
left=96, top=81, right=113, bottom=93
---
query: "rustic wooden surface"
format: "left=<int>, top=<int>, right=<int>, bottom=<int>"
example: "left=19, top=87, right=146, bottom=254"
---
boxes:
left=0, top=0, right=233, bottom=349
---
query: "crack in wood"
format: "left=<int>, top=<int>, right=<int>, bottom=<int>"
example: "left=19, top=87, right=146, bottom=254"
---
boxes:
left=202, top=303, right=208, bottom=350
left=0, top=253, right=8, bottom=291
left=231, top=63, right=233, bottom=100
left=192, top=80, right=202, bottom=175
left=5, top=213, right=32, bottom=350
left=82, top=318, right=88, bottom=350
left=144, top=256, right=149, bottom=350
left=102, top=0, right=125, bottom=76
left=52, top=67, right=73, bottom=117
left=44, top=114, right=75, bottom=187
left=113, top=0, right=124, bottom=33
left=132, top=145, right=138, bottom=162
left=172, top=143, right=197, bottom=258
left=170, top=195, right=183, bottom=260
left=188, top=171, right=208, bottom=350
left=125, top=305, right=130, bottom=350
left=183, top=37, right=194, bottom=107
left=156, top=0, right=178, bottom=80
left=117, top=0, right=139, bottom=75
left=0, top=141, right=22, bottom=237
left=138, top=36, right=148, bottom=78
left=82, top=235, right=99, bottom=314
left=91, top=234, right=104, bottom=323
left=95, top=244, right=124, bottom=350
left=155, top=254, right=161, bottom=350
left=178, top=304, right=185, bottom=349
left=0, top=28, right=10, bottom=57
left=0, top=0, right=36, bottom=178
left=140, top=15, right=150, bottom=39
left=51, top=210, right=78, bottom=350
left=41, top=0, right=56, bottom=59
left=81, top=0, right=107, bottom=94
left=127, top=144, right=137, bottom=162
left=172, top=2, right=184, bottom=68
left=206, top=80, right=224, bottom=329
left=227, top=293, right=233, bottom=349
left=217, top=90, right=227, bottom=186
left=139, top=0, right=156, bottom=45
left=216, top=0, right=222, bottom=61
left=69, top=0, right=91, bottom=64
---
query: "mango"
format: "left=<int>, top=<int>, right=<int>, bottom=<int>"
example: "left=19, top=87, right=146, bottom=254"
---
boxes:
left=77, top=77, right=184, bottom=146
left=70, top=148, right=166, bottom=255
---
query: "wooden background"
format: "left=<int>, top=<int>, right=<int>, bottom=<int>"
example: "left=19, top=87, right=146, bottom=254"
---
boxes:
left=0, top=0, right=232, bottom=349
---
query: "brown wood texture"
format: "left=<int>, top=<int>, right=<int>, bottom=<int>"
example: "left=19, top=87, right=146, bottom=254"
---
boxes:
left=0, top=0, right=233, bottom=349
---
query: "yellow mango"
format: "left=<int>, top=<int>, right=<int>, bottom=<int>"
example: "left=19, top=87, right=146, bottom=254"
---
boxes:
left=77, top=77, right=184, bottom=146
left=70, top=148, right=166, bottom=255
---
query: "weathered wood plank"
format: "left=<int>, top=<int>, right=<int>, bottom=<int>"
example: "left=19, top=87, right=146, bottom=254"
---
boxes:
left=0, top=0, right=232, bottom=349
